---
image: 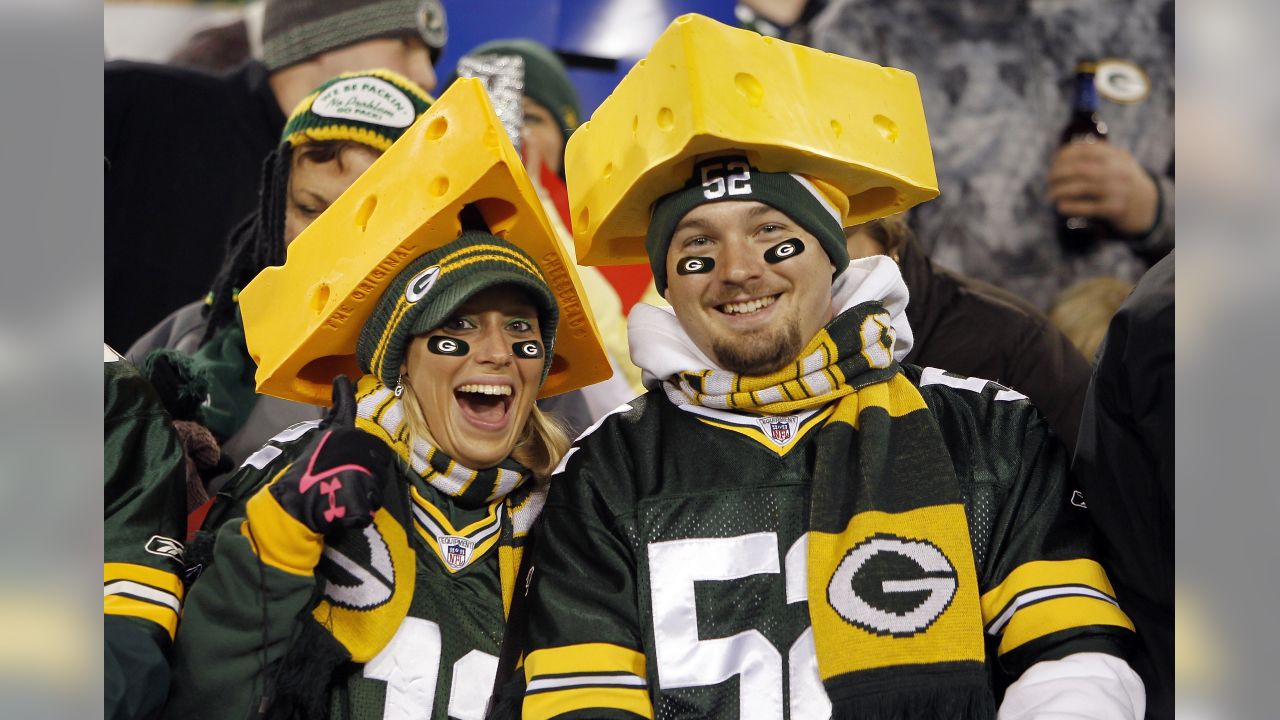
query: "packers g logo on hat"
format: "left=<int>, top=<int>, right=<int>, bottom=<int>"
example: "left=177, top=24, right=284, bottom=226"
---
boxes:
left=404, top=265, right=441, bottom=303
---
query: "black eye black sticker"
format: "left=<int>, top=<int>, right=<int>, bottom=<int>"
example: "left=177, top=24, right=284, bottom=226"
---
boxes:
left=513, top=341, right=543, bottom=359
left=764, top=238, right=805, bottom=264
left=427, top=336, right=469, bottom=356
left=676, top=256, right=715, bottom=275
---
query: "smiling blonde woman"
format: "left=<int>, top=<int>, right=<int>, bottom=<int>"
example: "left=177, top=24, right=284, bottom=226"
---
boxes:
left=162, top=230, right=571, bottom=720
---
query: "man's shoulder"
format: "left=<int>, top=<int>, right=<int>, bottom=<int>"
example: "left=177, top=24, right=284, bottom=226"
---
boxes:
left=570, top=390, right=665, bottom=445
left=906, top=364, right=1043, bottom=431
left=547, top=391, right=687, bottom=511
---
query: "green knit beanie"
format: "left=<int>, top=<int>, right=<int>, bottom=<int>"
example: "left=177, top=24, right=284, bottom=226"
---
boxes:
left=461, top=38, right=582, bottom=145
left=280, top=69, right=434, bottom=152
left=262, top=0, right=448, bottom=71
left=356, top=231, right=559, bottom=389
left=646, top=155, right=851, bottom=294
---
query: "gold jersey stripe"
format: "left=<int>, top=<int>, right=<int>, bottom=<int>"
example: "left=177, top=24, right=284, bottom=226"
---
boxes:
left=523, top=686, right=653, bottom=720
left=103, top=562, right=185, bottom=599
left=104, top=594, right=180, bottom=640
left=525, top=642, right=647, bottom=679
left=980, top=558, right=1118, bottom=624
left=996, top=595, right=1135, bottom=655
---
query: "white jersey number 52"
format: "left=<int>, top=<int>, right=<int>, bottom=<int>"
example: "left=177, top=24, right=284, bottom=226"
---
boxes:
left=648, top=532, right=832, bottom=719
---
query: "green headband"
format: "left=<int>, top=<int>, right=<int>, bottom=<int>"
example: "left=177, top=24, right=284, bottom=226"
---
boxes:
left=646, top=157, right=850, bottom=294
left=281, top=69, right=434, bottom=152
left=356, top=231, right=559, bottom=389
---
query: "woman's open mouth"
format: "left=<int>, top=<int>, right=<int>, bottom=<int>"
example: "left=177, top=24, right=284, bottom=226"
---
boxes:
left=454, top=383, right=515, bottom=430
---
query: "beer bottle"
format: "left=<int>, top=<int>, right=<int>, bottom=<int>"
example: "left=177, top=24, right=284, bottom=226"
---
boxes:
left=1057, top=60, right=1109, bottom=253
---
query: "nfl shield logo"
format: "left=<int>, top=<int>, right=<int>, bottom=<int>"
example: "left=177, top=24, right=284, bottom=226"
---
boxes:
left=769, top=421, right=791, bottom=442
left=757, top=415, right=799, bottom=447
left=442, top=537, right=470, bottom=569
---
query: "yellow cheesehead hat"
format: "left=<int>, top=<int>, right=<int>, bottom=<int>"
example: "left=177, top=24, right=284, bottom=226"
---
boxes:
left=564, top=13, right=939, bottom=267
left=238, top=77, right=612, bottom=406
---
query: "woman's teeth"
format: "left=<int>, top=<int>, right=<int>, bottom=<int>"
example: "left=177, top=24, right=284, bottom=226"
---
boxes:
left=720, top=294, right=779, bottom=315
left=457, top=384, right=512, bottom=396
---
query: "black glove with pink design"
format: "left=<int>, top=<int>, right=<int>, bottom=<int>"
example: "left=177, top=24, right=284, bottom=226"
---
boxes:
left=268, top=376, right=394, bottom=536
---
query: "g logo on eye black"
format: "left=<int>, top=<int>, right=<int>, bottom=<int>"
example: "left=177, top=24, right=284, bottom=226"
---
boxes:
left=764, top=238, right=805, bottom=264
left=427, top=336, right=468, bottom=356
left=405, top=265, right=441, bottom=303
left=677, top=256, right=714, bottom=275
left=513, top=341, right=543, bottom=359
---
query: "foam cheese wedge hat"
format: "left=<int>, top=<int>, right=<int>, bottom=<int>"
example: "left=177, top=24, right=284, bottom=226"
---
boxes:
left=239, top=77, right=611, bottom=406
left=565, top=13, right=939, bottom=266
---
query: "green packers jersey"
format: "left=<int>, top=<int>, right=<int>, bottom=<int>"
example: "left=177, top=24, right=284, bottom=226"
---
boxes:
left=164, top=420, right=515, bottom=720
left=104, top=344, right=188, bottom=637
left=103, top=344, right=188, bottom=720
left=521, top=365, right=1135, bottom=720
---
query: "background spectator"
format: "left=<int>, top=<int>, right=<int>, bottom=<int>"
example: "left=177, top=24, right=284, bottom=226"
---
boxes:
left=807, top=0, right=1173, bottom=310
left=127, top=69, right=434, bottom=480
left=105, top=0, right=447, bottom=349
left=1049, top=275, right=1136, bottom=362
left=847, top=214, right=1093, bottom=453
left=1073, top=252, right=1174, bottom=720
left=455, top=37, right=646, bottom=399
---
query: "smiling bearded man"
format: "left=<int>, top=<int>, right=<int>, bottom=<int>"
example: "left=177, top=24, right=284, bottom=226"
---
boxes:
left=512, top=151, right=1147, bottom=720
left=647, top=163, right=847, bottom=377
left=503, top=15, right=1146, bottom=720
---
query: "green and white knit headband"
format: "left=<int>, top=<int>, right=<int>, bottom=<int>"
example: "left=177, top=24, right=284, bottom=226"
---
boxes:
left=646, top=155, right=851, bottom=294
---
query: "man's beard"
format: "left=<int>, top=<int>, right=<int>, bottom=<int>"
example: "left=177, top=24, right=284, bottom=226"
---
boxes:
left=712, top=322, right=804, bottom=376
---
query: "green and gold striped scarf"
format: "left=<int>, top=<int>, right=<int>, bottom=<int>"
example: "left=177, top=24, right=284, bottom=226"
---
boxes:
left=666, top=302, right=996, bottom=719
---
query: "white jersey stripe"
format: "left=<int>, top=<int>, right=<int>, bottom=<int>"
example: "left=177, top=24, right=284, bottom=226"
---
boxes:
left=104, top=581, right=182, bottom=613
left=987, top=586, right=1119, bottom=636
left=526, top=673, right=647, bottom=692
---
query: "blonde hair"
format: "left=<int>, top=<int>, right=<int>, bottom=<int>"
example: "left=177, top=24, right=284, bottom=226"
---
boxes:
left=397, top=380, right=571, bottom=478
left=845, top=212, right=914, bottom=260
left=1048, top=276, right=1135, bottom=362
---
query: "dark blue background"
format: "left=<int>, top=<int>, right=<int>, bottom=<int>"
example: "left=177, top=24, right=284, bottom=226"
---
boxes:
left=436, top=0, right=736, bottom=118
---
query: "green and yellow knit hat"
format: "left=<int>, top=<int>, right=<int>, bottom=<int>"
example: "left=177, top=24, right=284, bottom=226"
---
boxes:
left=281, top=69, right=434, bottom=152
left=356, top=231, right=560, bottom=389
left=646, top=155, right=852, bottom=294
